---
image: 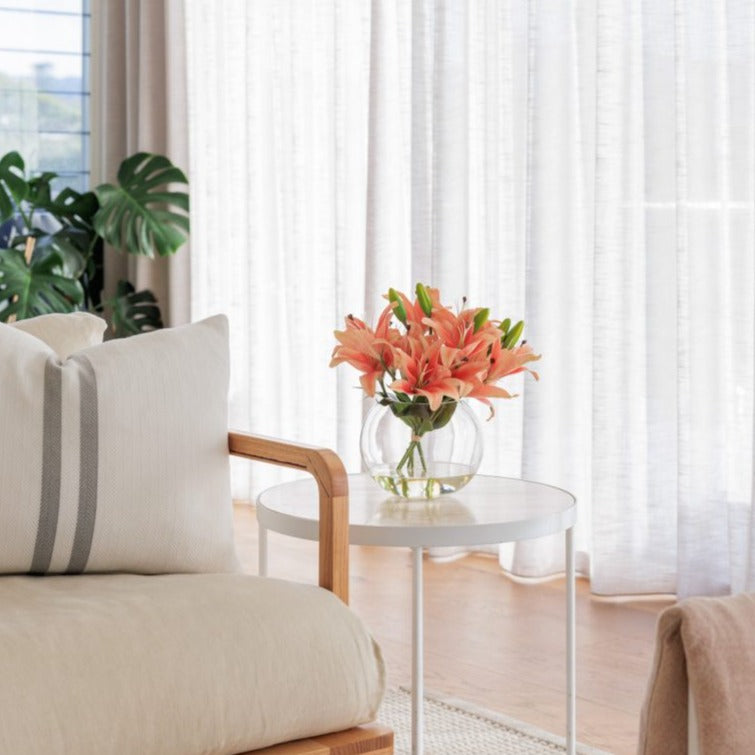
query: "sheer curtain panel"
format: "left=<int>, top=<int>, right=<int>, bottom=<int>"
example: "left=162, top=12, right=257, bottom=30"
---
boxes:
left=184, top=0, right=755, bottom=598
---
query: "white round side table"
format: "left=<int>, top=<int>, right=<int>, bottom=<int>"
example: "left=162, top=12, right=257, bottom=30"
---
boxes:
left=257, top=473, right=577, bottom=755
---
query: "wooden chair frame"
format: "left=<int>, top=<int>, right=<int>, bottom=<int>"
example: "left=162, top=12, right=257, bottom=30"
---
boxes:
left=228, top=431, right=393, bottom=755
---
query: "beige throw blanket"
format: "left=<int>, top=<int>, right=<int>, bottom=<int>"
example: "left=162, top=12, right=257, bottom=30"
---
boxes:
left=638, top=593, right=755, bottom=755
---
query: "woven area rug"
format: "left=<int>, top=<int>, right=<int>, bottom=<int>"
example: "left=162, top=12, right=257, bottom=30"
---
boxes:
left=378, top=688, right=613, bottom=755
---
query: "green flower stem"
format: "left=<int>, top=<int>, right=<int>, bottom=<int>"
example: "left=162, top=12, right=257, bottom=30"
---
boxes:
left=396, top=442, right=415, bottom=475
left=385, top=477, right=400, bottom=496
left=416, top=438, right=427, bottom=474
left=396, top=437, right=427, bottom=478
left=386, top=396, right=458, bottom=482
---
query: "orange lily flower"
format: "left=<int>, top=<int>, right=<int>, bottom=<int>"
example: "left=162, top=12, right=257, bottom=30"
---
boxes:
left=331, top=285, right=540, bottom=415
left=391, top=336, right=466, bottom=410
left=329, top=309, right=396, bottom=396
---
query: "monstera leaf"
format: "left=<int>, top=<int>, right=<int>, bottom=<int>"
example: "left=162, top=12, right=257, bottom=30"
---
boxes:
left=0, top=152, right=27, bottom=223
left=27, top=175, right=98, bottom=232
left=25, top=171, right=57, bottom=209
left=93, top=153, right=189, bottom=258
left=0, top=149, right=189, bottom=335
left=31, top=230, right=88, bottom=279
left=108, top=280, right=163, bottom=337
left=0, top=247, right=83, bottom=321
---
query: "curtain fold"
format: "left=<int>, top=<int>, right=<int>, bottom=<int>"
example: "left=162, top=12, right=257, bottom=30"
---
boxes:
left=90, top=0, right=191, bottom=326
left=183, top=0, right=754, bottom=598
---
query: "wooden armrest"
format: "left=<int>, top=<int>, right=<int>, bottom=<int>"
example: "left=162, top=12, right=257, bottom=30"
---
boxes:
left=228, top=431, right=349, bottom=604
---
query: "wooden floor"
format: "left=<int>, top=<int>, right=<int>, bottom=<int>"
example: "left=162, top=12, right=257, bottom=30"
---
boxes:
left=234, top=504, right=670, bottom=755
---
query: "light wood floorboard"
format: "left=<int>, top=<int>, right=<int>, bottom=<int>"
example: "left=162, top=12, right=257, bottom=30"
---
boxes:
left=234, top=504, right=671, bottom=755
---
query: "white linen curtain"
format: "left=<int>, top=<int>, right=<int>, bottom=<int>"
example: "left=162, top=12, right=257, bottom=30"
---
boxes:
left=184, top=0, right=755, bottom=598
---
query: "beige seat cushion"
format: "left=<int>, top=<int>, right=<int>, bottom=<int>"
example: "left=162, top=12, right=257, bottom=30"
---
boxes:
left=0, top=573, right=385, bottom=754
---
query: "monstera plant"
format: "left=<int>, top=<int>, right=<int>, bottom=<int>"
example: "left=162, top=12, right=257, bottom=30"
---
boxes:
left=0, top=150, right=189, bottom=336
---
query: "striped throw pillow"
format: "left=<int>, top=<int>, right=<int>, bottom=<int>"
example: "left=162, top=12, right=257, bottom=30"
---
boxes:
left=10, top=312, right=107, bottom=358
left=0, top=315, right=238, bottom=575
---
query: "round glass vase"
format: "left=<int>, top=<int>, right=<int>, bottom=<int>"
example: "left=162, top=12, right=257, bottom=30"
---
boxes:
left=360, top=397, right=483, bottom=499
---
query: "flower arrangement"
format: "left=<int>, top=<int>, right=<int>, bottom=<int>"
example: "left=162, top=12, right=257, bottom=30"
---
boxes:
left=330, top=283, right=539, bottom=488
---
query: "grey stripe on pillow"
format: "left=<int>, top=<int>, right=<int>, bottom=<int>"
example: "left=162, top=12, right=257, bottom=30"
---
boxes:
left=67, top=355, right=98, bottom=574
left=30, top=359, right=63, bottom=575
left=30, top=356, right=100, bottom=575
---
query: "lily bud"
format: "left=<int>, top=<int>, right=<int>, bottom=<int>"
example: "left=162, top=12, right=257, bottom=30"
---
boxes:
left=473, top=307, right=489, bottom=333
left=388, top=287, right=407, bottom=325
left=502, top=320, right=524, bottom=349
left=415, top=282, right=433, bottom=316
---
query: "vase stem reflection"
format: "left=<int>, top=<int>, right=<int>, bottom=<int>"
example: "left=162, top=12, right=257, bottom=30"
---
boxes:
left=360, top=397, right=483, bottom=499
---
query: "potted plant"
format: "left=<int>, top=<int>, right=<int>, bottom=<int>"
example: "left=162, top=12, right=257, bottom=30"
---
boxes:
left=0, top=150, right=189, bottom=336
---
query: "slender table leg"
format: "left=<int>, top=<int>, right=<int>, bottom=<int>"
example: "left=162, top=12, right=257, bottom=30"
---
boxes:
left=411, top=546, right=424, bottom=755
left=566, top=526, right=576, bottom=755
left=258, top=523, right=268, bottom=577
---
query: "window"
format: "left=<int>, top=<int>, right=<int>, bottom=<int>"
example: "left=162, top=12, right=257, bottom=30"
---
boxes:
left=0, top=0, right=90, bottom=192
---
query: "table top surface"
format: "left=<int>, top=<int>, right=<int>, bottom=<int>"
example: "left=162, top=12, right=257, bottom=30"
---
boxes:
left=256, top=473, right=577, bottom=548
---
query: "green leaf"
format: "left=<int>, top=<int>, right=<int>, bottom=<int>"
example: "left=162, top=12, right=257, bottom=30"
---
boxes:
left=31, top=230, right=88, bottom=279
left=9, top=228, right=88, bottom=280
left=26, top=172, right=58, bottom=212
left=108, top=280, right=164, bottom=337
left=0, top=247, right=83, bottom=321
left=430, top=402, right=458, bottom=430
left=388, top=396, right=432, bottom=423
left=387, top=397, right=459, bottom=436
left=29, top=182, right=99, bottom=232
left=0, top=152, right=28, bottom=223
left=93, top=152, right=190, bottom=258
left=498, top=317, right=511, bottom=335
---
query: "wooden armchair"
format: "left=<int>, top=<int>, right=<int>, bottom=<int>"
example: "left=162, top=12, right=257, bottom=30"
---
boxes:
left=0, top=315, right=391, bottom=754
left=229, top=432, right=393, bottom=755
